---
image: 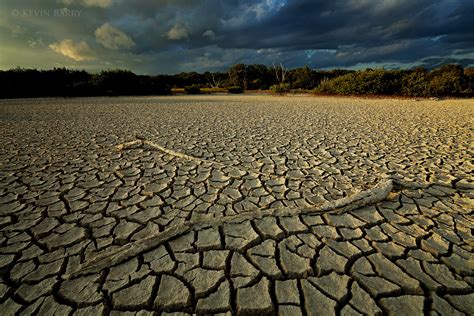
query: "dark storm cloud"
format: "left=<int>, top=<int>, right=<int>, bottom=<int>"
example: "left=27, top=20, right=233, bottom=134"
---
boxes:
left=208, top=0, right=473, bottom=63
left=0, top=0, right=472, bottom=73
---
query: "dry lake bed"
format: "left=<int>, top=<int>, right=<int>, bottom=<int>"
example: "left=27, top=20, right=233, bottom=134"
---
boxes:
left=0, top=95, right=473, bottom=315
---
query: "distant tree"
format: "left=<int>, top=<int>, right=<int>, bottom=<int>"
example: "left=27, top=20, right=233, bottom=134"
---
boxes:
left=135, top=75, right=172, bottom=95
left=464, top=67, right=474, bottom=81
left=270, top=83, right=291, bottom=94
left=316, top=68, right=402, bottom=95
left=245, top=64, right=272, bottom=89
left=429, top=64, right=465, bottom=96
left=92, top=69, right=137, bottom=95
left=290, top=66, right=315, bottom=89
left=326, top=69, right=355, bottom=79
left=210, top=73, right=222, bottom=88
left=463, top=67, right=474, bottom=95
left=228, top=64, right=248, bottom=89
left=227, top=86, right=244, bottom=94
left=272, top=62, right=288, bottom=84
left=202, top=72, right=228, bottom=88
left=401, top=68, right=430, bottom=97
left=184, top=85, right=201, bottom=94
left=174, top=72, right=206, bottom=87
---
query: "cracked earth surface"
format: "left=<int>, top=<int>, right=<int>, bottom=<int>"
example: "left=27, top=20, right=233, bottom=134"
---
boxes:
left=0, top=95, right=473, bottom=315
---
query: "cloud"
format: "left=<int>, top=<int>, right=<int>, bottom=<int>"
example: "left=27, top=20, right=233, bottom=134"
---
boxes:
left=59, top=0, right=113, bottom=8
left=167, top=23, right=189, bottom=40
left=250, top=0, right=287, bottom=18
left=202, top=30, right=215, bottom=38
left=2, top=0, right=473, bottom=73
left=95, top=23, right=135, bottom=50
left=28, top=38, right=45, bottom=48
left=49, top=39, right=95, bottom=61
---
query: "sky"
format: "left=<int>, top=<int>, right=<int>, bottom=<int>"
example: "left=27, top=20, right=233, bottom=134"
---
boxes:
left=0, top=0, right=473, bottom=74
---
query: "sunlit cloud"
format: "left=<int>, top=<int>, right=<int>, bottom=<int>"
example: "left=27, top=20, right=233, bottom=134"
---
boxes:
left=167, top=23, right=189, bottom=40
left=95, top=23, right=135, bottom=50
left=49, top=39, right=95, bottom=61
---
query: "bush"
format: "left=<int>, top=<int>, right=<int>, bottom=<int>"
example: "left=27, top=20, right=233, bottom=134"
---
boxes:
left=428, top=65, right=464, bottom=96
left=315, top=65, right=474, bottom=97
left=401, top=69, right=430, bottom=97
left=316, top=69, right=403, bottom=95
left=290, top=88, right=311, bottom=94
left=93, top=69, right=138, bottom=96
left=290, top=66, right=316, bottom=89
left=462, top=70, right=474, bottom=96
left=316, top=74, right=354, bottom=95
left=429, top=74, right=462, bottom=96
left=184, top=85, right=201, bottom=94
left=270, top=83, right=291, bottom=94
left=227, top=86, right=244, bottom=94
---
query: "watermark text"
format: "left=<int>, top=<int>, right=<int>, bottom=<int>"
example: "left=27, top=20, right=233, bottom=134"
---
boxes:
left=11, top=8, right=82, bottom=18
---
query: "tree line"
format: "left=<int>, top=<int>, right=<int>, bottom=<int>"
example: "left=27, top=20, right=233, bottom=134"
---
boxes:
left=0, top=64, right=472, bottom=98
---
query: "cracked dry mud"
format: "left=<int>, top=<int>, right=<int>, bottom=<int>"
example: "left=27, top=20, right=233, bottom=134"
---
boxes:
left=0, top=95, right=473, bottom=315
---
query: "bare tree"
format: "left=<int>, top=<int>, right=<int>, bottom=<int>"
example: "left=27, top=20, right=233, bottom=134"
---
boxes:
left=272, top=62, right=288, bottom=84
left=210, top=73, right=222, bottom=88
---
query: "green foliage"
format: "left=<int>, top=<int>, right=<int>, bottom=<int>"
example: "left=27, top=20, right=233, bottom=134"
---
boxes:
left=289, top=88, right=312, bottom=94
left=316, top=69, right=403, bottom=95
left=290, top=66, right=315, bottom=89
left=228, top=64, right=274, bottom=90
left=136, top=75, right=172, bottom=95
left=228, top=64, right=247, bottom=88
left=270, top=83, right=291, bottom=94
left=175, top=72, right=206, bottom=87
left=315, top=65, right=473, bottom=97
left=401, top=68, right=430, bottom=97
left=93, top=69, right=137, bottom=95
left=184, top=85, right=201, bottom=94
left=316, top=74, right=352, bottom=95
left=246, top=64, right=274, bottom=89
left=227, top=86, right=244, bottom=94
left=0, top=68, right=173, bottom=98
left=428, top=64, right=464, bottom=96
left=463, top=67, right=474, bottom=96
left=90, top=70, right=172, bottom=96
left=0, top=67, right=92, bottom=98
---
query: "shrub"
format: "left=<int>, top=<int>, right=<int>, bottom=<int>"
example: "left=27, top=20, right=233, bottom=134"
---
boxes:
left=428, top=65, right=464, bottom=96
left=315, top=69, right=402, bottom=95
left=184, top=85, right=201, bottom=94
left=134, top=76, right=171, bottom=95
left=429, top=74, right=462, bottom=96
left=401, top=69, right=430, bottom=97
left=148, top=84, right=171, bottom=96
left=290, top=88, right=311, bottom=94
left=316, top=73, right=355, bottom=95
left=290, top=66, right=316, bottom=89
left=227, top=86, right=244, bottom=94
left=93, top=69, right=138, bottom=96
left=270, top=83, right=291, bottom=94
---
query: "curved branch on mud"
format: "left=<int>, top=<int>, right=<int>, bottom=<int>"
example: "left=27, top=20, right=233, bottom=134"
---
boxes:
left=116, top=138, right=314, bottom=180
left=65, top=178, right=393, bottom=279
